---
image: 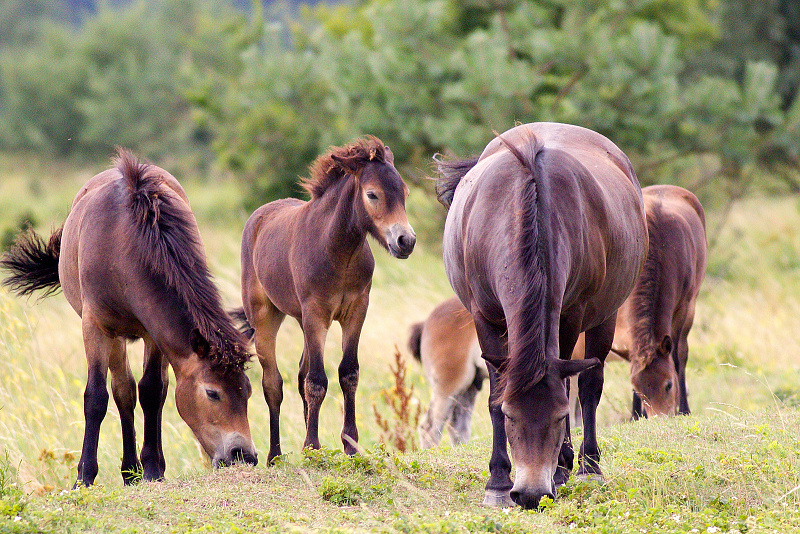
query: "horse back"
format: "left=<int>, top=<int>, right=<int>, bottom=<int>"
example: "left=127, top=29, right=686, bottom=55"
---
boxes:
left=640, top=185, right=707, bottom=329
left=59, top=166, right=194, bottom=338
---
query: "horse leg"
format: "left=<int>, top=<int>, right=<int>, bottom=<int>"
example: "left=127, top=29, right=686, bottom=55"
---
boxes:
left=555, top=325, right=581, bottom=488
left=577, top=315, right=615, bottom=480
left=138, top=339, right=168, bottom=481
left=473, top=315, right=513, bottom=507
left=298, top=349, right=308, bottom=423
left=674, top=329, right=691, bottom=415
left=631, top=391, right=645, bottom=419
left=253, top=302, right=286, bottom=463
left=448, top=380, right=480, bottom=446
left=300, top=315, right=329, bottom=451
left=75, top=318, right=111, bottom=487
left=339, top=298, right=368, bottom=455
left=419, top=392, right=456, bottom=449
left=108, top=338, right=140, bottom=484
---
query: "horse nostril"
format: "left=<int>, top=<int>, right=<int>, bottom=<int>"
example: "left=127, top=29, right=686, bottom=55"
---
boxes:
left=229, top=447, right=257, bottom=466
left=510, top=490, right=521, bottom=505
left=398, top=233, right=416, bottom=253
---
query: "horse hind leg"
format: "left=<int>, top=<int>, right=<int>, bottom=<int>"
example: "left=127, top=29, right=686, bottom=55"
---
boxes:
left=108, top=338, right=141, bottom=484
left=75, top=317, right=112, bottom=487
left=138, top=339, right=168, bottom=481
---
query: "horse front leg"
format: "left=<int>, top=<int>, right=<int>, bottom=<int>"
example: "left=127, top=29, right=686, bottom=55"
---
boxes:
left=108, top=338, right=141, bottom=484
left=300, top=314, right=329, bottom=452
left=577, top=315, right=616, bottom=481
left=473, top=314, right=513, bottom=507
left=339, top=297, right=368, bottom=455
left=253, top=302, right=286, bottom=464
left=75, top=318, right=111, bottom=487
left=138, top=339, right=168, bottom=482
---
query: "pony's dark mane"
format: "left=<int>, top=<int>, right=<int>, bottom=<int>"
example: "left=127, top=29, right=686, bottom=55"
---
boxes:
left=302, top=136, right=389, bottom=199
left=118, top=149, right=250, bottom=373
left=495, top=132, right=549, bottom=404
left=629, top=205, right=664, bottom=370
left=434, top=154, right=480, bottom=208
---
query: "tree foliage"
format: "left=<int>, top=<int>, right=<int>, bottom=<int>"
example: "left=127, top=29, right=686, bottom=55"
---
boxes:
left=191, top=0, right=800, bottom=213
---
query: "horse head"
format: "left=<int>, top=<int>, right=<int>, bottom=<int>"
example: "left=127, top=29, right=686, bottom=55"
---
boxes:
left=333, top=145, right=416, bottom=259
left=630, top=334, right=678, bottom=416
left=173, top=329, right=258, bottom=468
left=502, top=358, right=599, bottom=509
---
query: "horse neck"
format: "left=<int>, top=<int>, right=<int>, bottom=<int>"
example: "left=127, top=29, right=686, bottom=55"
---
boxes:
left=308, top=174, right=369, bottom=258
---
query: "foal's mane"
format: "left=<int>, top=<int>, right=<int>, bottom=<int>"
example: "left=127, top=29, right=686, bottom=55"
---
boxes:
left=629, top=205, right=664, bottom=369
left=302, top=136, right=389, bottom=199
left=494, top=132, right=549, bottom=403
left=118, top=149, right=250, bottom=372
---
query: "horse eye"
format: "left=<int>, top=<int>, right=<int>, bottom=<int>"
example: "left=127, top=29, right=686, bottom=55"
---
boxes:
left=366, top=191, right=379, bottom=201
left=206, top=389, right=221, bottom=402
left=665, top=381, right=673, bottom=393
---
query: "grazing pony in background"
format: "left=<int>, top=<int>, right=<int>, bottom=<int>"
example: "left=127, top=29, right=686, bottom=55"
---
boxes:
left=408, top=296, right=488, bottom=448
left=1, top=150, right=257, bottom=487
left=609, top=185, right=707, bottom=418
left=437, top=122, right=648, bottom=509
left=240, top=136, right=416, bottom=463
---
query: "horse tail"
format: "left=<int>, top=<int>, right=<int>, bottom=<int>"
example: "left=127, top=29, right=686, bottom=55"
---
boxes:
left=1, top=226, right=63, bottom=298
left=433, top=154, right=480, bottom=208
left=407, top=321, right=424, bottom=362
left=494, top=131, right=550, bottom=403
left=229, top=307, right=256, bottom=342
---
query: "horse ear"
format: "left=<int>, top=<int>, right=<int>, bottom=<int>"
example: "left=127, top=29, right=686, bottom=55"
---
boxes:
left=659, top=335, right=673, bottom=356
left=190, top=328, right=211, bottom=358
left=383, top=145, right=394, bottom=165
left=331, top=154, right=359, bottom=175
left=554, top=357, right=600, bottom=380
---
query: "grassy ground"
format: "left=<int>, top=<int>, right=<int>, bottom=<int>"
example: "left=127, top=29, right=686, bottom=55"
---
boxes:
left=0, top=153, right=799, bottom=531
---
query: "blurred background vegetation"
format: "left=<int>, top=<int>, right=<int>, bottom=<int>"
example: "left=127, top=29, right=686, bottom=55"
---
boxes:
left=1, top=0, right=799, bottom=234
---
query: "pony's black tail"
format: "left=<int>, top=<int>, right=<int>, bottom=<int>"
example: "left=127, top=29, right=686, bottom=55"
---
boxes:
left=433, top=154, right=480, bottom=208
left=229, top=307, right=255, bottom=342
left=407, top=322, right=424, bottom=362
left=1, top=226, right=63, bottom=298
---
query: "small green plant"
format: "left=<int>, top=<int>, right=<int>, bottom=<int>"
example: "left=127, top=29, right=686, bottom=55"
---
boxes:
left=372, top=347, right=422, bottom=453
left=319, top=476, right=362, bottom=506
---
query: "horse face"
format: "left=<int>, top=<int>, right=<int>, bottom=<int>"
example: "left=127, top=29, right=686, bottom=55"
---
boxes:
left=503, top=368, right=568, bottom=509
left=174, top=356, right=258, bottom=468
left=630, top=336, right=678, bottom=416
left=359, top=161, right=416, bottom=259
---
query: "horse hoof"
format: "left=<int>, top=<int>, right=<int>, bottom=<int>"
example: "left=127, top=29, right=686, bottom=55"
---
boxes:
left=482, top=490, right=515, bottom=508
left=575, top=472, right=605, bottom=485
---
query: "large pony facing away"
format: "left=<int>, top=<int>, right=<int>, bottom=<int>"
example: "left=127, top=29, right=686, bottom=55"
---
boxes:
left=240, top=136, right=416, bottom=463
left=437, top=122, right=648, bottom=509
left=1, top=150, right=257, bottom=486
left=609, top=185, right=707, bottom=418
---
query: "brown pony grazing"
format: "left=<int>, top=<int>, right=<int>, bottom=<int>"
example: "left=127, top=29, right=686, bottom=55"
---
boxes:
left=609, top=185, right=707, bottom=418
left=408, top=296, right=488, bottom=448
left=437, top=122, right=648, bottom=509
left=1, top=150, right=257, bottom=487
left=240, top=136, right=416, bottom=463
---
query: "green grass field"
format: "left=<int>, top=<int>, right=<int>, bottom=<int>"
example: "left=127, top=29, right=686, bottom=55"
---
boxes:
left=0, top=154, right=798, bottom=532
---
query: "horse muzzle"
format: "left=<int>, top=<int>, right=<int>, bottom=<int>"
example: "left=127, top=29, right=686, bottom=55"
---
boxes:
left=387, top=223, right=416, bottom=259
left=212, top=433, right=258, bottom=468
left=509, top=465, right=556, bottom=510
